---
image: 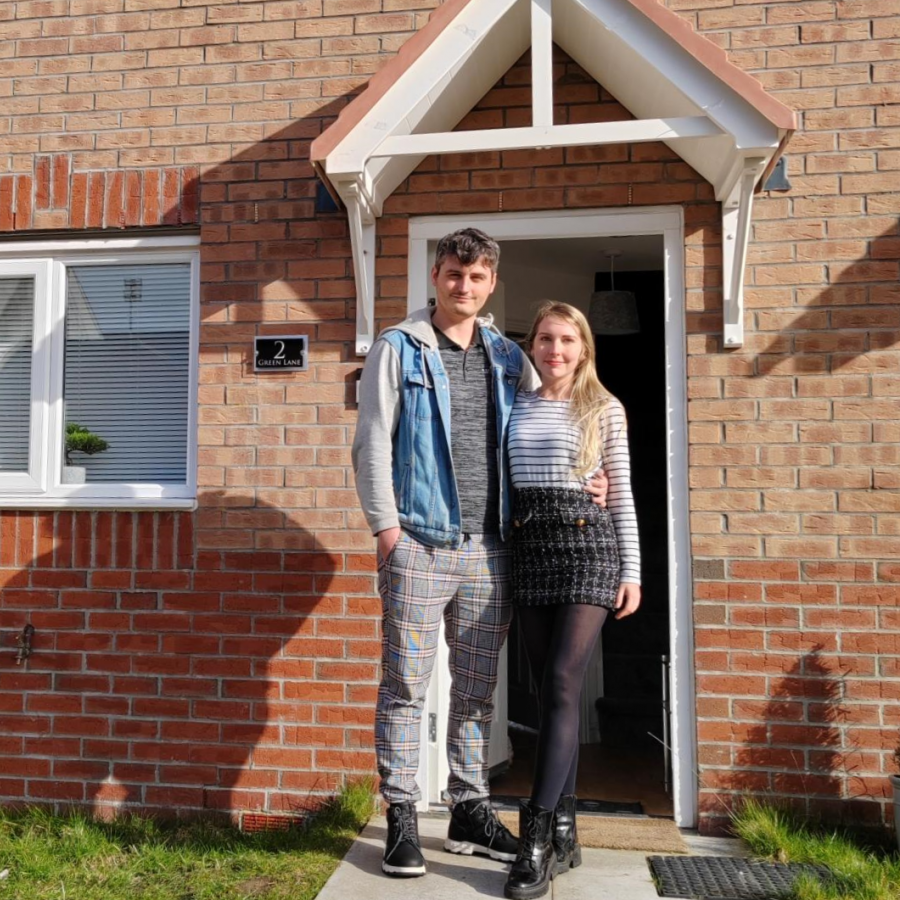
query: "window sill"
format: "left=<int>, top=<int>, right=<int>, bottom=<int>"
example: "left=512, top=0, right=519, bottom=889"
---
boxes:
left=0, top=497, right=197, bottom=510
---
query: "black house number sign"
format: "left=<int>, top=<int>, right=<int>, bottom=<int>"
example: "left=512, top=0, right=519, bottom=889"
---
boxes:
left=254, top=335, right=308, bottom=372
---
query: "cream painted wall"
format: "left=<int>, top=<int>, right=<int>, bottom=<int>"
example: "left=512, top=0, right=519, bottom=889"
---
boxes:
left=486, top=258, right=595, bottom=335
left=425, top=239, right=597, bottom=337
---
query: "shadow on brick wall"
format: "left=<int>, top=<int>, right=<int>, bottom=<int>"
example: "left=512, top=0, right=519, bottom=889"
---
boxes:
left=752, top=227, right=900, bottom=378
left=0, top=93, right=387, bottom=822
left=727, top=648, right=886, bottom=829
left=0, top=488, right=379, bottom=822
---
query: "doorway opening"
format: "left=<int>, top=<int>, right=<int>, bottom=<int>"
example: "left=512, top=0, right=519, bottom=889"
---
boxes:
left=409, top=208, right=695, bottom=827
left=485, top=235, right=673, bottom=818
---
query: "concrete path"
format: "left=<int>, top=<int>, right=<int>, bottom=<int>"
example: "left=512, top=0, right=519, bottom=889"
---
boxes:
left=317, top=814, right=747, bottom=900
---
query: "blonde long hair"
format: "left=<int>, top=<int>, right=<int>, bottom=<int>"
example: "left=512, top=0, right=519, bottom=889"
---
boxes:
left=524, top=301, right=622, bottom=479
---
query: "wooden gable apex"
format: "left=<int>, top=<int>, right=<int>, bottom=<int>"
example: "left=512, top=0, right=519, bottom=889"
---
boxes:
left=311, top=0, right=796, bottom=354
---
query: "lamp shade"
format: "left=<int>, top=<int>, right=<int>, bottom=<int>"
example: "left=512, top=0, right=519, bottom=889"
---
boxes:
left=588, top=290, right=640, bottom=335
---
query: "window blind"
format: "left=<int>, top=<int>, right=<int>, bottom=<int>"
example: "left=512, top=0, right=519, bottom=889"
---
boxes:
left=0, top=277, right=35, bottom=473
left=64, top=264, right=191, bottom=484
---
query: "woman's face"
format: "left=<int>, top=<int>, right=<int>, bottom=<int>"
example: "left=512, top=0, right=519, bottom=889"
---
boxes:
left=532, top=315, right=584, bottom=388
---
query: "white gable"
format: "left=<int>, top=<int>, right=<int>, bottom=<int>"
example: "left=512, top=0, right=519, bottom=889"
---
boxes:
left=312, top=0, right=795, bottom=353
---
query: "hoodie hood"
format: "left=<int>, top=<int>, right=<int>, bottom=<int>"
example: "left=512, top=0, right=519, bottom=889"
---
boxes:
left=380, top=306, right=502, bottom=349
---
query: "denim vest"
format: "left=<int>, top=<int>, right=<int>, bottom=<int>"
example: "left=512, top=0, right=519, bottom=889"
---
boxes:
left=382, top=324, right=526, bottom=547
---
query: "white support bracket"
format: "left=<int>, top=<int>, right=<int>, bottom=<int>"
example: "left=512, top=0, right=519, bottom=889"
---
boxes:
left=531, top=0, right=553, bottom=128
left=721, top=157, right=766, bottom=349
left=345, top=182, right=377, bottom=356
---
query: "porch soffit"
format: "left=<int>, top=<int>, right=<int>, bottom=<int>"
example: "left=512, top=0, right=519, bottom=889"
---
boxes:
left=311, top=0, right=797, bottom=354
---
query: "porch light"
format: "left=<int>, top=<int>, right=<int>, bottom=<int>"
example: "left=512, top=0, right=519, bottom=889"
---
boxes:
left=588, top=252, right=640, bottom=335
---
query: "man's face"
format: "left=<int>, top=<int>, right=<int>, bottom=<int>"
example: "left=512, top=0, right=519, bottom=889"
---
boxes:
left=431, top=255, right=497, bottom=324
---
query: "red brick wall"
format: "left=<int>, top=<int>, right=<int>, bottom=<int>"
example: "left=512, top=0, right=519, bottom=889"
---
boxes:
left=665, top=0, right=900, bottom=832
left=0, top=0, right=429, bottom=819
left=0, top=158, right=199, bottom=231
left=0, top=507, right=382, bottom=815
left=0, top=159, right=199, bottom=230
left=1, top=0, right=899, bottom=833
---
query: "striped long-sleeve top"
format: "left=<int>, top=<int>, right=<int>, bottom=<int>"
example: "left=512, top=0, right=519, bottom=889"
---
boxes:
left=508, top=391, right=641, bottom=585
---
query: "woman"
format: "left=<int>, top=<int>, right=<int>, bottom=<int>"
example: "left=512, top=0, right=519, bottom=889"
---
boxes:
left=504, top=302, right=641, bottom=900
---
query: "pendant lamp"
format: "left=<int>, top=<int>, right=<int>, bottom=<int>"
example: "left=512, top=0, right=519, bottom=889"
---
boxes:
left=588, top=251, right=640, bottom=335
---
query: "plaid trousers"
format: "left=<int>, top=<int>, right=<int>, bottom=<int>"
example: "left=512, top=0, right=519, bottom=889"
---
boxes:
left=376, top=531, right=512, bottom=805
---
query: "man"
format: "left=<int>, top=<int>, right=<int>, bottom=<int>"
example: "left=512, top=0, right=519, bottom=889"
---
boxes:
left=352, top=228, right=607, bottom=878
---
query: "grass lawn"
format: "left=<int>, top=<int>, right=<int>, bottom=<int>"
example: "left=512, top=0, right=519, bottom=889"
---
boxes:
left=0, top=781, right=374, bottom=900
left=733, top=799, right=900, bottom=900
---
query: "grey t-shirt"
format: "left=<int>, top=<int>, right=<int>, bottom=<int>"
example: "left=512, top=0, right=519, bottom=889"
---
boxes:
left=435, top=326, right=499, bottom=534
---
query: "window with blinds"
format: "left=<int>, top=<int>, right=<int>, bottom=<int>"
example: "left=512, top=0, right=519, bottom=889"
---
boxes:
left=0, top=277, right=34, bottom=473
left=0, top=242, right=196, bottom=507
left=64, top=263, right=191, bottom=484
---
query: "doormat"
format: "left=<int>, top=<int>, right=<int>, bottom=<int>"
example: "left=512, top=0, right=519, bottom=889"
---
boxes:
left=648, top=855, right=831, bottom=899
left=491, top=795, right=642, bottom=815
left=498, top=813, right=689, bottom=854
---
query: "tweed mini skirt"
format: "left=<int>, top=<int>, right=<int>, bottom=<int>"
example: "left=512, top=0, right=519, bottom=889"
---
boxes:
left=511, top=486, right=620, bottom=608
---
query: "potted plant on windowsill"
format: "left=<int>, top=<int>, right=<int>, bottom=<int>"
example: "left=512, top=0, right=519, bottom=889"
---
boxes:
left=63, top=422, right=109, bottom=484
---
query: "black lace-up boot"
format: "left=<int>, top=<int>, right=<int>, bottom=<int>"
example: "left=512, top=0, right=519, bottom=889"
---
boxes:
left=444, top=797, right=518, bottom=862
left=552, top=794, right=582, bottom=873
left=503, top=800, right=555, bottom=900
left=382, top=801, right=426, bottom=877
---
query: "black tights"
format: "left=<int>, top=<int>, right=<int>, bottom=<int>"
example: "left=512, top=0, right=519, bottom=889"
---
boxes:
left=518, top=604, right=609, bottom=811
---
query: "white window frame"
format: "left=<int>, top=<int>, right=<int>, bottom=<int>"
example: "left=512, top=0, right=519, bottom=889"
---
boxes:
left=0, top=236, right=200, bottom=510
left=0, top=259, right=52, bottom=496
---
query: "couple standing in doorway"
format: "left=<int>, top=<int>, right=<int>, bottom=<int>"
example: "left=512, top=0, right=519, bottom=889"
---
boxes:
left=352, top=228, right=641, bottom=899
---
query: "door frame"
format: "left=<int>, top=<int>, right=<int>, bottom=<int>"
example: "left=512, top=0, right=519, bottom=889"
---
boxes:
left=406, top=206, right=697, bottom=828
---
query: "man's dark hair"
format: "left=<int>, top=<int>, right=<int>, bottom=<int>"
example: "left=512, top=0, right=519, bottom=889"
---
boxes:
left=434, top=228, right=500, bottom=272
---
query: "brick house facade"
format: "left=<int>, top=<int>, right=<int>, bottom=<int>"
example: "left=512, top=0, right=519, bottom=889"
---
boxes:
left=0, top=0, right=898, bottom=835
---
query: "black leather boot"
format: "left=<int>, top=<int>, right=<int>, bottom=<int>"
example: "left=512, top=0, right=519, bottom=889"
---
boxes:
left=553, top=794, right=582, bottom=873
left=382, top=801, right=426, bottom=877
left=503, top=800, right=555, bottom=900
left=445, top=797, right=518, bottom=861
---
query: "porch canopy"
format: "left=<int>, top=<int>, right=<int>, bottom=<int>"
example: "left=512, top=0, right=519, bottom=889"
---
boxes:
left=311, top=0, right=797, bottom=353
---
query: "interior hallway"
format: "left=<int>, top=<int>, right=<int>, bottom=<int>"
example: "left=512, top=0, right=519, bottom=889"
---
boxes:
left=490, top=732, right=674, bottom=818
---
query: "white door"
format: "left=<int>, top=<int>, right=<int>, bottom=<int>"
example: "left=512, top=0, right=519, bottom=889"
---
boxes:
left=407, top=208, right=696, bottom=827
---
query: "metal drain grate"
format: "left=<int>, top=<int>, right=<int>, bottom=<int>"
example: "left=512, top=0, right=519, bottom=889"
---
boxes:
left=648, top=855, right=830, bottom=900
